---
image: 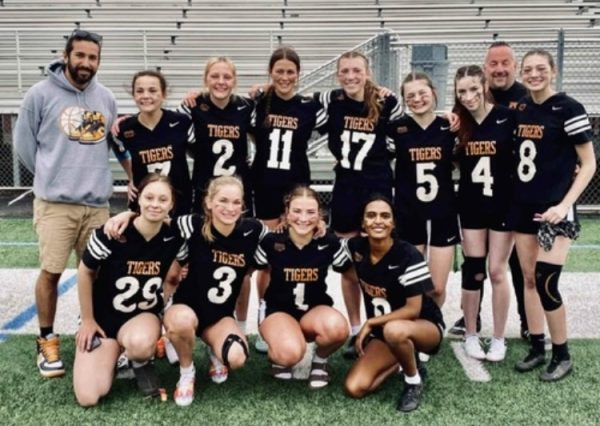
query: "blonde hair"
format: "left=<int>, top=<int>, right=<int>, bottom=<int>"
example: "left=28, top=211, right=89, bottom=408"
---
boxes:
left=201, top=175, right=245, bottom=242
left=337, top=51, right=381, bottom=124
left=203, top=56, right=238, bottom=91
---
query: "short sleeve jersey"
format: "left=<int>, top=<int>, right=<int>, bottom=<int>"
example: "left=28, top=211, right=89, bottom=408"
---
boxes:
left=111, top=109, right=194, bottom=212
left=490, top=81, right=527, bottom=109
left=456, top=105, right=515, bottom=214
left=388, top=115, right=456, bottom=219
left=173, top=215, right=268, bottom=320
left=254, top=231, right=350, bottom=312
left=250, top=92, right=324, bottom=187
left=179, top=94, right=254, bottom=193
left=514, top=93, right=592, bottom=203
left=319, top=89, right=402, bottom=179
left=344, top=236, right=434, bottom=320
left=81, top=223, right=186, bottom=328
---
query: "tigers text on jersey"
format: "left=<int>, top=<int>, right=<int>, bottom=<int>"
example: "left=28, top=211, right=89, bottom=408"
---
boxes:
left=345, top=236, right=436, bottom=320
left=514, top=93, right=592, bottom=203
left=180, top=94, right=254, bottom=194
left=111, top=109, right=194, bottom=213
left=490, top=81, right=527, bottom=109
left=319, top=89, right=402, bottom=179
left=389, top=115, right=456, bottom=219
left=254, top=231, right=350, bottom=313
left=81, top=223, right=186, bottom=337
left=173, top=214, right=267, bottom=326
left=456, top=105, right=515, bottom=215
left=251, top=92, right=324, bottom=186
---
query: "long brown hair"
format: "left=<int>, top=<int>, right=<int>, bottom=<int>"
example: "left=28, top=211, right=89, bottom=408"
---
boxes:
left=337, top=51, right=381, bottom=124
left=262, top=46, right=301, bottom=128
left=201, top=175, right=245, bottom=242
left=453, top=65, right=490, bottom=150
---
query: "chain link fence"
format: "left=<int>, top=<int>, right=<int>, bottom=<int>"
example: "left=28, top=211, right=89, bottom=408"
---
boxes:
left=2, top=31, right=599, bottom=207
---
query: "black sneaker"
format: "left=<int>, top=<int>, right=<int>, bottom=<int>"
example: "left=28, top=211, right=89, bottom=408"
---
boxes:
left=133, top=362, right=160, bottom=397
left=515, top=350, right=546, bottom=373
left=540, top=358, right=573, bottom=382
left=447, top=316, right=481, bottom=339
left=343, top=335, right=358, bottom=360
left=396, top=383, right=424, bottom=413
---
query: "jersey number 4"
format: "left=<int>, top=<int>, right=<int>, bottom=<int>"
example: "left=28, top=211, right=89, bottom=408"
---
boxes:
left=113, top=276, right=161, bottom=313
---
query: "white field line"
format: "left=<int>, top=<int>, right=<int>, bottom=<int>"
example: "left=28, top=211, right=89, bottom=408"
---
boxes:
left=450, top=341, right=491, bottom=382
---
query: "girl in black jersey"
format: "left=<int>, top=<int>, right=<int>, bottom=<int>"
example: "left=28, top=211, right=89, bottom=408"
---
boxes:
left=343, top=195, right=444, bottom=413
left=112, top=71, right=194, bottom=215
left=73, top=174, right=185, bottom=406
left=389, top=72, right=458, bottom=310
left=254, top=186, right=350, bottom=389
left=511, top=50, right=596, bottom=381
left=453, top=65, right=514, bottom=362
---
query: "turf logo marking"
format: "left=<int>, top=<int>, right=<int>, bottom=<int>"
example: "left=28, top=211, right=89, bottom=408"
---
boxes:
left=450, top=341, right=491, bottom=382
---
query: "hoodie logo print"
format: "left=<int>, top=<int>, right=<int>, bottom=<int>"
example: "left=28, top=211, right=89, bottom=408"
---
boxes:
left=60, top=106, right=107, bottom=144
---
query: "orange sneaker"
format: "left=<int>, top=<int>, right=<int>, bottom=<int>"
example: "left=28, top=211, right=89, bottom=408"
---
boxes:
left=36, top=334, right=65, bottom=378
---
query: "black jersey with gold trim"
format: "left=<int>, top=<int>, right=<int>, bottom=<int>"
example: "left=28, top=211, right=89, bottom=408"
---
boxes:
left=254, top=231, right=350, bottom=312
left=111, top=109, right=194, bottom=213
left=514, top=93, right=592, bottom=203
left=251, top=92, right=323, bottom=186
left=456, top=105, right=515, bottom=214
left=173, top=214, right=267, bottom=323
left=345, top=236, right=436, bottom=320
left=490, top=81, right=527, bottom=110
left=179, top=94, right=254, bottom=194
left=319, top=89, right=402, bottom=179
left=82, top=223, right=186, bottom=331
left=389, top=115, right=456, bottom=219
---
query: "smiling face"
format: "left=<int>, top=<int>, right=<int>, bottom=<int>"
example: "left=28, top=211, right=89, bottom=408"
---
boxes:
left=270, top=58, right=298, bottom=100
left=337, top=56, right=369, bottom=101
left=206, top=183, right=244, bottom=229
left=456, top=75, right=486, bottom=115
left=133, top=75, right=165, bottom=114
left=484, top=45, right=517, bottom=91
left=286, top=195, right=320, bottom=240
left=403, top=79, right=435, bottom=116
left=205, top=60, right=236, bottom=104
left=362, top=200, right=395, bottom=241
left=521, top=53, right=555, bottom=96
left=64, top=40, right=100, bottom=89
left=138, top=180, right=173, bottom=223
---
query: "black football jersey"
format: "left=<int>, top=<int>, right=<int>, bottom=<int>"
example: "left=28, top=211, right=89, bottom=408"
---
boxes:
left=319, top=89, right=401, bottom=179
left=345, top=236, right=436, bottom=320
left=251, top=92, right=324, bottom=186
left=254, top=231, right=350, bottom=312
left=111, top=109, right=194, bottom=213
left=179, top=94, right=254, bottom=194
left=173, top=214, right=267, bottom=321
left=490, top=81, right=527, bottom=109
left=456, top=105, right=515, bottom=214
left=514, top=93, right=592, bottom=203
left=82, top=223, right=186, bottom=329
left=389, top=115, right=457, bottom=219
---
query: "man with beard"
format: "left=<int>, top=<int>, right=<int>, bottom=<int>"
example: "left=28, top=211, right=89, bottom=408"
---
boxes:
left=14, top=30, right=124, bottom=378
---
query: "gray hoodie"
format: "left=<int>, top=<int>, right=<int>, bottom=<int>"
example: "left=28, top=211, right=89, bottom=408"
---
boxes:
left=14, top=59, right=117, bottom=207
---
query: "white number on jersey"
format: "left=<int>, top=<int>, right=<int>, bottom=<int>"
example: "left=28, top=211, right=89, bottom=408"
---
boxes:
left=213, top=139, right=235, bottom=176
left=146, top=161, right=171, bottom=176
left=517, top=139, right=537, bottom=183
left=471, top=156, right=494, bottom=197
left=293, top=282, right=309, bottom=311
left=207, top=266, right=236, bottom=304
left=340, top=130, right=376, bottom=171
left=415, top=162, right=439, bottom=202
left=267, top=128, right=293, bottom=170
left=372, top=297, right=391, bottom=317
left=113, top=276, right=161, bottom=313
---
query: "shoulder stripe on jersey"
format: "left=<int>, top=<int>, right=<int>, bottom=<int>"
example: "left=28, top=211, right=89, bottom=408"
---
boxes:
left=87, top=231, right=111, bottom=260
left=258, top=222, right=269, bottom=241
left=317, top=91, right=332, bottom=124
left=388, top=100, right=403, bottom=121
left=340, top=238, right=352, bottom=260
left=564, top=114, right=592, bottom=136
left=177, top=215, right=194, bottom=240
left=187, top=123, right=196, bottom=144
left=176, top=242, right=188, bottom=262
left=332, top=244, right=349, bottom=267
left=254, top=244, right=268, bottom=266
left=177, top=103, right=192, bottom=119
left=399, top=261, right=431, bottom=287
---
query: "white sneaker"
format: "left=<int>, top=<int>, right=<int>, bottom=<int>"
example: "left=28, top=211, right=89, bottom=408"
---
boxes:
left=165, top=338, right=179, bottom=365
left=115, top=352, right=135, bottom=379
left=418, top=352, right=430, bottom=363
left=254, top=334, right=268, bottom=353
left=464, top=335, right=486, bottom=360
left=486, top=337, right=507, bottom=362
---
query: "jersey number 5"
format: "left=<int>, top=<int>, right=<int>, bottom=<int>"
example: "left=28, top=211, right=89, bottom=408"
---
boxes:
left=415, top=162, right=439, bottom=202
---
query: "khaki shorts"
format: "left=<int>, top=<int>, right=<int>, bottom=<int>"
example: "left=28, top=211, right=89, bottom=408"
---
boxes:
left=33, top=198, right=109, bottom=274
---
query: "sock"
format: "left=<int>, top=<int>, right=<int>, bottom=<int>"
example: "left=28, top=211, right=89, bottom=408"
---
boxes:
left=313, top=354, right=328, bottom=364
left=552, top=342, right=570, bottom=361
left=350, top=325, right=361, bottom=336
left=257, top=299, right=266, bottom=324
left=209, top=349, right=225, bottom=368
left=530, top=333, right=545, bottom=354
left=236, top=320, right=247, bottom=335
left=404, top=372, right=422, bottom=385
left=180, top=363, right=195, bottom=381
left=40, top=327, right=53, bottom=338
left=131, top=360, right=148, bottom=369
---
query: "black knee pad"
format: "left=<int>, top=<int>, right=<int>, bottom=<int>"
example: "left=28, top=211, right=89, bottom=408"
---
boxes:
left=461, top=256, right=487, bottom=291
left=535, top=262, right=563, bottom=311
left=222, top=334, right=249, bottom=368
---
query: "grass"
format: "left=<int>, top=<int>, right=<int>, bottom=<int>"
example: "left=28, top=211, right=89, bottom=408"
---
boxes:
left=1, top=335, right=600, bottom=425
left=1, top=217, right=599, bottom=271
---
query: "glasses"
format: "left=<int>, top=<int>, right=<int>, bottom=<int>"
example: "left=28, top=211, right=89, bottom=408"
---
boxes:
left=68, top=29, right=103, bottom=45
